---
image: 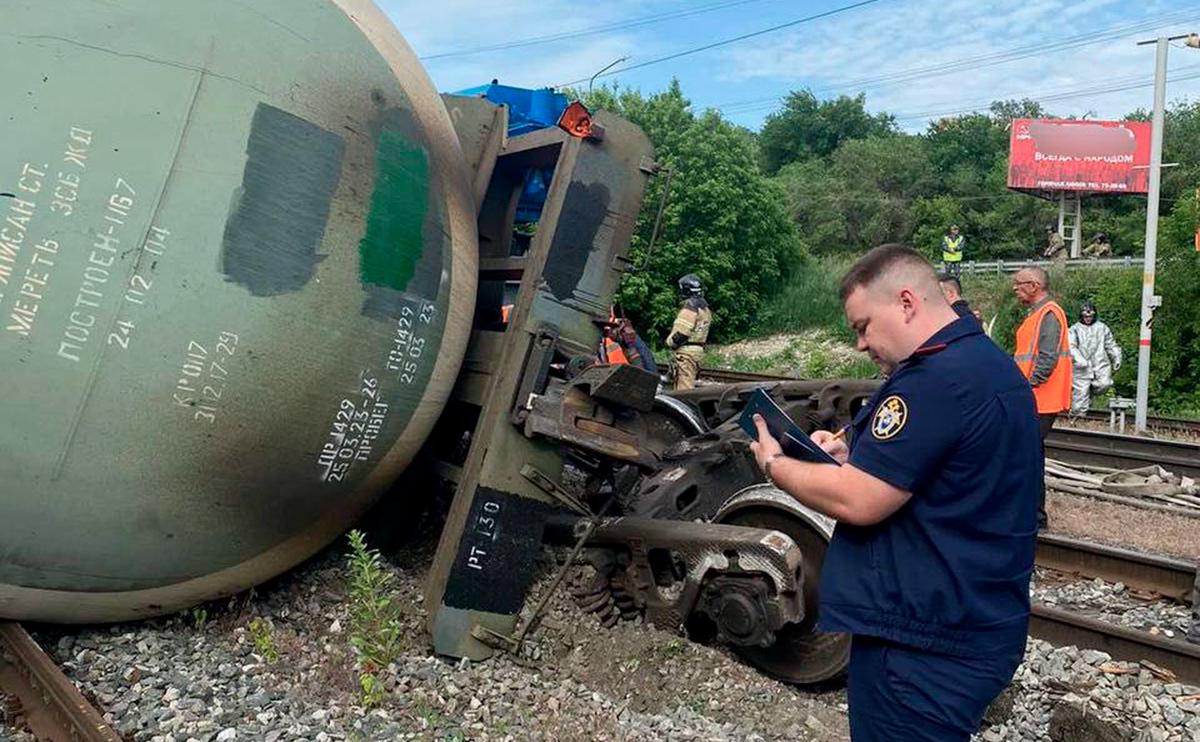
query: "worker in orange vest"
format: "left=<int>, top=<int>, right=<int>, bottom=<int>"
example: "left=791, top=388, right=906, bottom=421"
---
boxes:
left=1011, top=266, right=1072, bottom=530
left=598, top=324, right=631, bottom=365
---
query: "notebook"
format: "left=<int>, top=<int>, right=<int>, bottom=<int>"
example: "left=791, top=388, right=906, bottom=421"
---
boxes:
left=738, top=387, right=840, bottom=466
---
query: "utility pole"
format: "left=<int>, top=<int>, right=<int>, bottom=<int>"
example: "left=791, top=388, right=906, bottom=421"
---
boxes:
left=1134, top=34, right=1197, bottom=432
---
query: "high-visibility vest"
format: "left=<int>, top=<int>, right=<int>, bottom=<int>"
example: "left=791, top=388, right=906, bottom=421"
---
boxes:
left=942, top=235, right=964, bottom=262
left=1014, top=300, right=1072, bottom=414
left=599, top=336, right=630, bottom=365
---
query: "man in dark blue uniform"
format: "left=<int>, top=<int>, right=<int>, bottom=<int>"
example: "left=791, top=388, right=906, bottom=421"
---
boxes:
left=750, top=244, right=1041, bottom=740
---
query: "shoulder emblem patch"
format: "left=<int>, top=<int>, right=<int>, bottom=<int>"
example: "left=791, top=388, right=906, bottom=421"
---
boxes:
left=871, top=395, right=908, bottom=440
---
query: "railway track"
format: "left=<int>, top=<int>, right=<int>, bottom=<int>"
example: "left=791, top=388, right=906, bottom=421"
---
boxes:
left=1044, top=427, right=1200, bottom=480
left=1079, top=409, right=1200, bottom=437
left=0, top=622, right=118, bottom=741
left=1032, top=534, right=1200, bottom=684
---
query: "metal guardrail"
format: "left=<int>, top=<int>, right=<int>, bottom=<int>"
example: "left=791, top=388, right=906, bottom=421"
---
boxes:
left=951, top=256, right=1142, bottom=274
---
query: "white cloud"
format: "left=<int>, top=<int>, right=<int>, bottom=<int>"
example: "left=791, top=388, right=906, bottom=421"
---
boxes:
left=375, top=0, right=1200, bottom=130
left=714, top=0, right=1200, bottom=129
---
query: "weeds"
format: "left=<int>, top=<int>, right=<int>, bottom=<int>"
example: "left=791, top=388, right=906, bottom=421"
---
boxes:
left=189, top=606, right=208, bottom=631
left=345, top=529, right=404, bottom=707
left=248, top=617, right=279, bottom=663
left=656, top=637, right=686, bottom=659
left=358, top=672, right=386, bottom=708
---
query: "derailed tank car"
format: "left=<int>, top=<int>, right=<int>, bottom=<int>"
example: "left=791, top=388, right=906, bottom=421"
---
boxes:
left=1, top=0, right=877, bottom=685
left=0, top=0, right=477, bottom=622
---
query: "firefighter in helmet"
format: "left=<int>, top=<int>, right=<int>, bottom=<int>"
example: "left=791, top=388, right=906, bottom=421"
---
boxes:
left=666, top=274, right=712, bottom=391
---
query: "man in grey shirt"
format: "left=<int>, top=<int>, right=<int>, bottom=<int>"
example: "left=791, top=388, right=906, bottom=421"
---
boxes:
left=1012, top=267, right=1072, bottom=529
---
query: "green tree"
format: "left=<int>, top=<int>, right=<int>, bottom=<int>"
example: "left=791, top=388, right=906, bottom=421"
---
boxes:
left=1147, top=195, right=1200, bottom=413
left=831, top=136, right=933, bottom=248
left=987, top=98, right=1047, bottom=123
left=758, top=90, right=897, bottom=174
left=925, top=114, right=1008, bottom=197
left=774, top=159, right=848, bottom=256
left=584, top=81, right=804, bottom=342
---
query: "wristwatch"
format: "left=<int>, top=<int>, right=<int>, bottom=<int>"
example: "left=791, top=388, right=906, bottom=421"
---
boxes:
left=763, top=452, right=784, bottom=483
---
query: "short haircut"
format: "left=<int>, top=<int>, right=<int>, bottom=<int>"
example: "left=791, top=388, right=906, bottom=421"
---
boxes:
left=938, top=274, right=962, bottom=294
left=1018, top=266, right=1050, bottom=290
left=840, top=244, right=938, bottom=302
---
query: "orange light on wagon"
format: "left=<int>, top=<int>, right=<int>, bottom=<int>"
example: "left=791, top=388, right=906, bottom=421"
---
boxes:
left=557, top=101, right=593, bottom=139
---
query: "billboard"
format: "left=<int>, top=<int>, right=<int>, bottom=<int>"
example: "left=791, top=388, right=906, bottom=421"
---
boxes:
left=1007, top=119, right=1151, bottom=194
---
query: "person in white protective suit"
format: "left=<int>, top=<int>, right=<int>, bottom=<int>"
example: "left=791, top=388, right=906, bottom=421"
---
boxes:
left=1068, top=301, right=1122, bottom=417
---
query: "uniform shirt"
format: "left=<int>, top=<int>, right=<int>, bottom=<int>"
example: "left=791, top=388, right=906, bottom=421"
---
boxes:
left=668, top=296, right=712, bottom=350
left=817, top=317, right=1041, bottom=657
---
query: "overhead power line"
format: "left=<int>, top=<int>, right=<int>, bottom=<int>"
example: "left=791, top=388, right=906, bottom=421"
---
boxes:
left=555, top=0, right=886, bottom=88
left=709, top=7, right=1200, bottom=115
left=889, top=65, right=1200, bottom=123
left=419, top=0, right=777, bottom=61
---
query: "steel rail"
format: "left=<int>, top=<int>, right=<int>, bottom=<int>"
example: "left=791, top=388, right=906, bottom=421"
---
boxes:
left=695, top=367, right=800, bottom=385
left=1045, top=427, right=1200, bottom=479
left=1036, top=533, right=1197, bottom=602
left=1029, top=605, right=1200, bottom=685
left=0, top=622, right=119, bottom=741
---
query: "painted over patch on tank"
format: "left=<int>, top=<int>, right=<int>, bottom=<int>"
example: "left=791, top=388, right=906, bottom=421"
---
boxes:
left=0, top=0, right=477, bottom=620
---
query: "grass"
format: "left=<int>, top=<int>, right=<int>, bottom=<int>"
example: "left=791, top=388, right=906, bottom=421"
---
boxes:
left=754, top=255, right=857, bottom=339
left=189, top=606, right=208, bottom=631
left=706, top=334, right=878, bottom=380
left=655, top=637, right=687, bottom=659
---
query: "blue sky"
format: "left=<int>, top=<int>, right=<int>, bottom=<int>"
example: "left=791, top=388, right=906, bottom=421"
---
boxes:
left=382, top=0, right=1200, bottom=132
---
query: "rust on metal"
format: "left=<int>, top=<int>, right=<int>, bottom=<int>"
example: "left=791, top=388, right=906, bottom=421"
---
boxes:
left=0, top=622, right=120, bottom=741
left=1045, top=428, right=1200, bottom=479
left=1030, top=605, right=1200, bottom=685
left=1036, top=533, right=1197, bottom=602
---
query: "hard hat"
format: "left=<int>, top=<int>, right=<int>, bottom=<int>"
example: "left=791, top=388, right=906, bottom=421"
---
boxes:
left=678, top=273, right=704, bottom=297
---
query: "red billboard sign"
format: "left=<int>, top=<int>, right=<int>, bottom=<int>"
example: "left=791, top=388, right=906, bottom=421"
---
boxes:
left=1007, top=119, right=1151, bottom=194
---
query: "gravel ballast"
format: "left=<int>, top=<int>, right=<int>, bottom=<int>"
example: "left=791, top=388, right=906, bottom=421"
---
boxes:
left=20, top=544, right=850, bottom=741
left=5, top=499, right=1198, bottom=740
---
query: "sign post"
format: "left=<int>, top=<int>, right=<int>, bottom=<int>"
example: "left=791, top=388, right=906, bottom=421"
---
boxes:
left=1134, top=36, right=1180, bottom=432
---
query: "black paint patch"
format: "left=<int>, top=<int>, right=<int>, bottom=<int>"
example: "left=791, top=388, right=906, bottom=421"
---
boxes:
left=442, top=487, right=557, bottom=615
left=543, top=181, right=610, bottom=301
left=221, top=103, right=345, bottom=296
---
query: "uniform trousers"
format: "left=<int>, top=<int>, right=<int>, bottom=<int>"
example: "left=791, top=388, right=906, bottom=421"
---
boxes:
left=672, top=349, right=701, bottom=391
left=847, top=634, right=1023, bottom=741
left=1037, top=413, right=1056, bottom=528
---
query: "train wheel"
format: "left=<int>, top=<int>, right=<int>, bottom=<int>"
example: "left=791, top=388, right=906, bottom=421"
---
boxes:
left=714, top=489, right=849, bottom=684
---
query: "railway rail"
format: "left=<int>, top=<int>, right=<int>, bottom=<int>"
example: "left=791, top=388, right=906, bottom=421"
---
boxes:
left=1077, top=409, right=1200, bottom=437
left=1043, top=427, right=1200, bottom=480
left=0, top=622, right=118, bottom=741
left=1031, top=534, right=1200, bottom=684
